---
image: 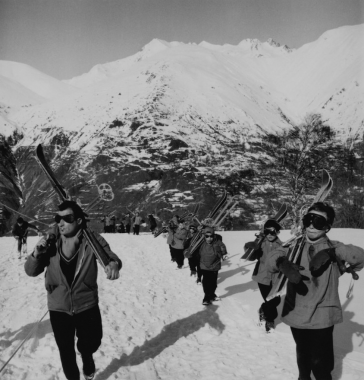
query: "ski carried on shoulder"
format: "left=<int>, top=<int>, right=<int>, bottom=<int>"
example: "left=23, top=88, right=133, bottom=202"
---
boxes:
left=154, top=202, right=200, bottom=238
left=185, top=190, right=229, bottom=257
left=35, top=144, right=111, bottom=268
left=266, top=170, right=333, bottom=301
left=241, top=203, right=288, bottom=260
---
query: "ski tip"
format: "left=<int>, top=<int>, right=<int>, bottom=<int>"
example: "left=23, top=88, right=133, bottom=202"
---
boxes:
left=35, top=144, right=44, bottom=156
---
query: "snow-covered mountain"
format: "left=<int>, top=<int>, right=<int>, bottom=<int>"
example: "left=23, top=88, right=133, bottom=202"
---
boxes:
left=0, top=24, right=363, bottom=231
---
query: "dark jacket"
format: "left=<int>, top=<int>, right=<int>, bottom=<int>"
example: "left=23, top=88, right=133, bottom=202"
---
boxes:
left=24, top=227, right=121, bottom=315
left=12, top=221, right=38, bottom=238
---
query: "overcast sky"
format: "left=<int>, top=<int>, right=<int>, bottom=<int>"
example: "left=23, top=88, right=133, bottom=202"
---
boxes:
left=0, top=0, right=363, bottom=80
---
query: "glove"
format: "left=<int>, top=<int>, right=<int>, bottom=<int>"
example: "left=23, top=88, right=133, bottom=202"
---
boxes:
left=244, top=242, right=262, bottom=261
left=276, top=256, right=303, bottom=284
left=184, top=249, right=192, bottom=259
left=244, top=241, right=258, bottom=250
left=34, top=234, right=56, bottom=259
left=309, top=248, right=333, bottom=276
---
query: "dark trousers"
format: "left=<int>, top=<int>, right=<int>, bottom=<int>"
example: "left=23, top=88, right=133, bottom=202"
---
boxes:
left=188, top=257, right=202, bottom=276
left=258, top=282, right=281, bottom=322
left=169, top=246, right=184, bottom=267
left=17, top=236, right=27, bottom=252
left=201, top=269, right=218, bottom=301
left=49, top=306, right=103, bottom=380
left=126, top=224, right=131, bottom=234
left=133, top=225, right=140, bottom=235
left=291, top=326, right=334, bottom=380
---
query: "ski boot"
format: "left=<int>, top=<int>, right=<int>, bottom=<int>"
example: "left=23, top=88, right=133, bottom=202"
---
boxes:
left=258, top=306, right=266, bottom=327
left=82, top=354, right=95, bottom=380
left=265, top=321, right=275, bottom=333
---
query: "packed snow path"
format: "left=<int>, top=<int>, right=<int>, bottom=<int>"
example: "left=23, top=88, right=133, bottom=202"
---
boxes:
left=0, top=230, right=364, bottom=380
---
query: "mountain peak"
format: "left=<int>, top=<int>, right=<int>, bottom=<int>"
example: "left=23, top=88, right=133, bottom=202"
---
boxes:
left=266, top=38, right=280, bottom=47
left=141, top=38, right=171, bottom=55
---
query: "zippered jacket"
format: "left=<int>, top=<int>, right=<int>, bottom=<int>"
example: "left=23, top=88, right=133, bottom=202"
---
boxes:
left=24, top=227, right=121, bottom=315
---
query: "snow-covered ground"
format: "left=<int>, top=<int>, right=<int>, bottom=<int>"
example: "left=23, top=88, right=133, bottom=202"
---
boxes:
left=0, top=229, right=364, bottom=380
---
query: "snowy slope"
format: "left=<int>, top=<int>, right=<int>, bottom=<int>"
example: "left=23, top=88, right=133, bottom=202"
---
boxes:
left=0, top=229, right=363, bottom=380
left=63, top=39, right=172, bottom=89
left=0, top=61, right=77, bottom=102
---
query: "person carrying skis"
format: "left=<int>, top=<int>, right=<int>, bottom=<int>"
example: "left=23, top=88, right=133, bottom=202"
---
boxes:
left=187, top=225, right=227, bottom=305
left=12, top=217, right=40, bottom=259
left=267, top=202, right=364, bottom=380
left=166, top=216, right=188, bottom=269
left=24, top=200, right=121, bottom=380
left=244, top=219, right=283, bottom=332
left=183, top=224, right=201, bottom=278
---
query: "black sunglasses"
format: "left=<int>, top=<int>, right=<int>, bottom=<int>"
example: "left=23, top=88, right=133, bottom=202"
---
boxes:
left=54, top=214, right=76, bottom=224
left=204, top=234, right=214, bottom=239
left=264, top=229, right=277, bottom=236
left=302, top=213, right=328, bottom=230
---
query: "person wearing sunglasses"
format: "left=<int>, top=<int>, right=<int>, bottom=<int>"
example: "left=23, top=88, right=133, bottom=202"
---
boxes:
left=244, top=219, right=283, bottom=332
left=188, top=226, right=227, bottom=305
left=183, top=224, right=202, bottom=279
left=25, top=200, right=122, bottom=380
left=267, top=202, right=364, bottom=380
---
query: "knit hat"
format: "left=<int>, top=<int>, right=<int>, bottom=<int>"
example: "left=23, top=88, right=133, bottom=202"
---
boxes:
left=264, top=219, right=282, bottom=232
left=203, top=226, right=215, bottom=234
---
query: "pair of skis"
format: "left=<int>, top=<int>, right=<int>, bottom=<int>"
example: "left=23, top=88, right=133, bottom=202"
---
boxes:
left=185, top=191, right=238, bottom=257
left=240, top=203, right=288, bottom=260
left=35, top=144, right=112, bottom=268
left=153, top=203, right=200, bottom=238
left=266, top=170, right=333, bottom=301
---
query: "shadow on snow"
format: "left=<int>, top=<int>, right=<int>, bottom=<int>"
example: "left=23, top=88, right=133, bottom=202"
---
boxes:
left=96, top=305, right=225, bottom=380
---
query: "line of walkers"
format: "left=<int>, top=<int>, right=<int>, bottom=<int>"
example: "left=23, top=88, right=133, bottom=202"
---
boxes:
left=20, top=198, right=364, bottom=380
left=166, top=215, right=228, bottom=306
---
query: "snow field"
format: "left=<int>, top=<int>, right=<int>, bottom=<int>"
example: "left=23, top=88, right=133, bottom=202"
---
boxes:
left=0, top=230, right=364, bottom=379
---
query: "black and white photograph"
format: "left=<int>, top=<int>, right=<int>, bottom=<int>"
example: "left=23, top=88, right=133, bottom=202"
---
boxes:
left=0, top=0, right=364, bottom=379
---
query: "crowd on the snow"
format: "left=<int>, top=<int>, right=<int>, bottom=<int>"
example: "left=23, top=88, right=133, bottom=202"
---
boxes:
left=7, top=192, right=364, bottom=380
left=100, top=211, right=156, bottom=235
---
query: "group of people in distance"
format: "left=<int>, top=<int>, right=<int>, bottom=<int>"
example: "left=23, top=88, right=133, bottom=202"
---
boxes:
left=101, top=211, right=151, bottom=235
left=17, top=198, right=364, bottom=380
